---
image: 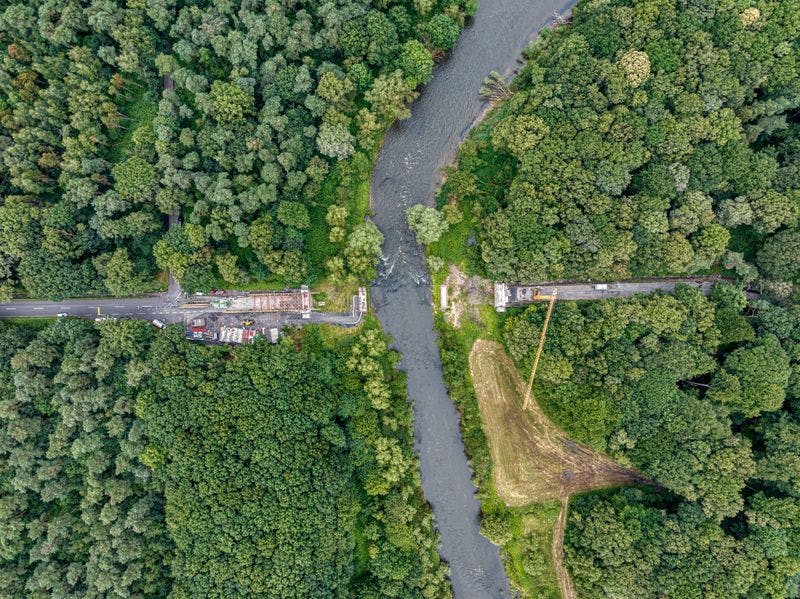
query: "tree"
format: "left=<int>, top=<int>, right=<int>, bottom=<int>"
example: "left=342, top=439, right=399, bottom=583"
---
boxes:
left=426, top=14, right=460, bottom=50
left=215, top=252, right=247, bottom=285
left=626, top=370, right=753, bottom=518
left=316, top=72, right=354, bottom=106
left=491, top=115, right=549, bottom=156
left=709, top=335, right=791, bottom=417
left=277, top=201, right=310, bottom=230
left=365, top=70, right=418, bottom=121
left=749, top=191, right=798, bottom=234
left=406, top=205, right=448, bottom=245
left=209, top=80, right=254, bottom=123
left=480, top=513, right=513, bottom=546
left=316, top=122, right=355, bottom=159
left=397, top=40, right=433, bottom=86
left=617, top=49, right=651, bottom=87
left=345, top=221, right=384, bottom=279
left=112, top=157, right=157, bottom=203
left=757, top=229, right=800, bottom=284
left=93, top=248, right=150, bottom=296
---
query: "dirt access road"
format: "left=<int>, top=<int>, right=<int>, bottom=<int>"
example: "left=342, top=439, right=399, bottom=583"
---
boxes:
left=553, top=497, right=576, bottom=599
left=468, top=340, right=646, bottom=505
left=469, top=340, right=648, bottom=598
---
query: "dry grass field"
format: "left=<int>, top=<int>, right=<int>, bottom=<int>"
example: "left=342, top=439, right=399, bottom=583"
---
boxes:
left=468, top=339, right=647, bottom=506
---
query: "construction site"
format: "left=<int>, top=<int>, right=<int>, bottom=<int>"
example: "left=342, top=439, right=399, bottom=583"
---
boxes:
left=181, top=286, right=368, bottom=344
left=179, top=286, right=313, bottom=317
left=493, top=277, right=723, bottom=310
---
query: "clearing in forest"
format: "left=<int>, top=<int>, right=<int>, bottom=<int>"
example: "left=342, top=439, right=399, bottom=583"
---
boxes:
left=468, top=339, right=647, bottom=506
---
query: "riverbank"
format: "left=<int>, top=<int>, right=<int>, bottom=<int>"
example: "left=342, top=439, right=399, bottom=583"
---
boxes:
left=368, top=0, right=577, bottom=596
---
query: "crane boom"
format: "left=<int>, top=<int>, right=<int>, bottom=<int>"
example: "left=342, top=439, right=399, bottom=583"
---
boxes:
left=522, top=288, right=557, bottom=411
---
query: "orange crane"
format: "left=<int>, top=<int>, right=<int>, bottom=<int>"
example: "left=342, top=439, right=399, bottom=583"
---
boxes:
left=522, top=288, right=557, bottom=411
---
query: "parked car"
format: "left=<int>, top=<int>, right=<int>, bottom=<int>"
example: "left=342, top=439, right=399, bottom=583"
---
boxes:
left=56, top=313, right=67, bottom=318
left=152, top=319, right=166, bottom=329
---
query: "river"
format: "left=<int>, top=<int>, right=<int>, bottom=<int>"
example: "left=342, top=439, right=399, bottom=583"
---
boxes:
left=369, top=0, right=576, bottom=597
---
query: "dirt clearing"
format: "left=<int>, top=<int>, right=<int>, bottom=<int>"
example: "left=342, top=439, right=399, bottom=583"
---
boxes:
left=441, top=265, right=492, bottom=328
left=468, top=339, right=647, bottom=506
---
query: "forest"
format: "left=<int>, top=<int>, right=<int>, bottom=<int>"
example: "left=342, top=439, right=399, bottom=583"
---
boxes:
left=0, top=0, right=472, bottom=298
left=426, top=0, right=800, bottom=596
left=0, top=318, right=450, bottom=597
left=429, top=0, right=800, bottom=299
left=506, top=286, right=800, bottom=597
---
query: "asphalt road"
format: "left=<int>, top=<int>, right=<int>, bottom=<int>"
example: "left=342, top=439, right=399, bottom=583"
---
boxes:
left=0, top=278, right=735, bottom=323
left=510, top=279, right=718, bottom=302
left=0, top=296, right=186, bottom=322
left=0, top=290, right=362, bottom=327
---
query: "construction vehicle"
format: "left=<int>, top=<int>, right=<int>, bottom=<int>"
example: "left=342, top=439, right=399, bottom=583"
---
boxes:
left=243, top=319, right=254, bottom=326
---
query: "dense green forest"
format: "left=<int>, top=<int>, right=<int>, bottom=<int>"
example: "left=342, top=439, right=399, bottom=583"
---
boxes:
left=429, top=0, right=800, bottom=298
left=0, top=318, right=450, bottom=597
left=426, top=0, right=800, bottom=595
left=502, top=287, right=800, bottom=597
left=0, top=319, right=171, bottom=596
left=0, top=0, right=472, bottom=298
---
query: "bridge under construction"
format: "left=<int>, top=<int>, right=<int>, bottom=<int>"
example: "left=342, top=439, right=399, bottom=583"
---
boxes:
left=179, top=286, right=313, bottom=317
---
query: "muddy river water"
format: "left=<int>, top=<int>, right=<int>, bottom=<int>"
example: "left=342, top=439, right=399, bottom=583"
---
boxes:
left=369, top=0, right=575, bottom=596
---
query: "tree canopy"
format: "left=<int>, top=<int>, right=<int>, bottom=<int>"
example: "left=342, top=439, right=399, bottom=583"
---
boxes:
left=439, top=0, right=800, bottom=301
left=0, top=0, right=476, bottom=296
left=0, top=319, right=451, bottom=596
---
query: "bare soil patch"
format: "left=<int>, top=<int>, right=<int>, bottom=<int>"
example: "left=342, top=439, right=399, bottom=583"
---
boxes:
left=442, top=265, right=491, bottom=328
left=468, top=339, right=647, bottom=506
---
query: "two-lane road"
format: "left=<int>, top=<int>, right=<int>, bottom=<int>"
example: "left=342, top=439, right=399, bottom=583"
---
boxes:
left=0, top=296, right=185, bottom=322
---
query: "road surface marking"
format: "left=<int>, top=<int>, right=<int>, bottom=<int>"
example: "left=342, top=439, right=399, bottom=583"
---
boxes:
left=33, top=307, right=43, bottom=310
left=4, top=307, right=16, bottom=311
